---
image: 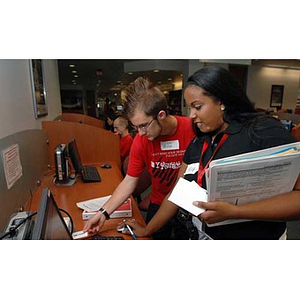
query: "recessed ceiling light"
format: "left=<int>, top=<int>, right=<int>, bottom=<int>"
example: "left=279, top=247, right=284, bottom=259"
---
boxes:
left=153, top=69, right=160, bottom=73
left=128, top=72, right=133, bottom=75
left=69, top=64, right=75, bottom=68
left=168, top=78, right=172, bottom=81
left=74, top=75, right=79, bottom=78
left=72, top=70, right=77, bottom=73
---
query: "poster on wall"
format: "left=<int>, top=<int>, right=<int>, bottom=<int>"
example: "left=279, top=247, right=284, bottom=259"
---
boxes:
left=2, top=144, right=23, bottom=189
left=29, top=59, right=48, bottom=118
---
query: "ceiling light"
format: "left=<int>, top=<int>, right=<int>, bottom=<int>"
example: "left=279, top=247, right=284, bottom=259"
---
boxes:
left=265, top=64, right=300, bottom=70
left=153, top=69, right=160, bottom=73
left=74, top=75, right=79, bottom=78
left=69, top=64, right=75, bottom=68
left=72, top=70, right=77, bottom=73
left=128, top=72, right=133, bottom=75
left=168, top=78, right=172, bottom=81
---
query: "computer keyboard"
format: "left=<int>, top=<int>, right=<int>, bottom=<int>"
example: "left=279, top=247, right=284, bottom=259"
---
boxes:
left=81, top=165, right=101, bottom=182
left=92, top=235, right=124, bottom=240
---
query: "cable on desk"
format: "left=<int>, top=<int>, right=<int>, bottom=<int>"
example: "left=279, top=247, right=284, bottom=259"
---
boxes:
left=59, top=208, right=74, bottom=234
left=0, top=212, right=37, bottom=240
left=0, top=207, right=74, bottom=239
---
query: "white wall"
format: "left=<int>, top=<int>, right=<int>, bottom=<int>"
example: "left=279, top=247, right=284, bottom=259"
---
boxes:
left=0, top=59, right=62, bottom=140
left=246, top=66, right=300, bottom=110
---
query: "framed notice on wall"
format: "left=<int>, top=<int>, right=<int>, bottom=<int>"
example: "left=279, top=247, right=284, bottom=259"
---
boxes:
left=2, top=144, right=23, bottom=189
left=29, top=59, right=48, bottom=118
left=270, top=85, right=284, bottom=108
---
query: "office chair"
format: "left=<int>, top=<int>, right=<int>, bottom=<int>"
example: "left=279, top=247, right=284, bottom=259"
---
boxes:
left=122, top=156, right=151, bottom=211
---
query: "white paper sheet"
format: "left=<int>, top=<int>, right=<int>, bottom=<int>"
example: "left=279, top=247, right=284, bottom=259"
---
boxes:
left=2, top=144, right=23, bottom=189
left=76, top=195, right=111, bottom=211
left=168, top=177, right=207, bottom=216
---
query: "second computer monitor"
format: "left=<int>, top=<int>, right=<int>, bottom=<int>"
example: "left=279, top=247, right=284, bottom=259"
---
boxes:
left=68, top=138, right=83, bottom=174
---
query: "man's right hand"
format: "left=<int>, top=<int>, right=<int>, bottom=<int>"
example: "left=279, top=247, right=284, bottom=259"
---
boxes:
left=83, top=211, right=106, bottom=234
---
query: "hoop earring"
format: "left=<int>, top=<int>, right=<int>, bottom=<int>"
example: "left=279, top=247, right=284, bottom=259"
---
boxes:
left=221, top=106, right=225, bottom=111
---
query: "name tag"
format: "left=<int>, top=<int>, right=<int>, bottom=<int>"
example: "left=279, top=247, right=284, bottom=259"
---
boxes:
left=160, top=140, right=179, bottom=151
left=184, top=163, right=199, bottom=175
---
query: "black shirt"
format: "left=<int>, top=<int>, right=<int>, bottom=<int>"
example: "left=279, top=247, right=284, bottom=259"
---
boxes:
left=183, top=117, right=297, bottom=240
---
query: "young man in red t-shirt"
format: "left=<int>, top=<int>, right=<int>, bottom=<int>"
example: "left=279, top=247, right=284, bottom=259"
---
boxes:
left=113, top=116, right=133, bottom=165
left=83, top=77, right=195, bottom=239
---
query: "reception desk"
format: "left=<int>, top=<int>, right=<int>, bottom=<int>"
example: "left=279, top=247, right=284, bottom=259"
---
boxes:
left=26, top=161, right=150, bottom=240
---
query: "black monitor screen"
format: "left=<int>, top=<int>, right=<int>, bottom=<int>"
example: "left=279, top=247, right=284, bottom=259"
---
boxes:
left=68, top=138, right=83, bottom=174
left=31, top=188, right=73, bottom=240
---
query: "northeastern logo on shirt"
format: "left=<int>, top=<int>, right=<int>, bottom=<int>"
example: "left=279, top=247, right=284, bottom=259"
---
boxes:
left=150, top=158, right=181, bottom=187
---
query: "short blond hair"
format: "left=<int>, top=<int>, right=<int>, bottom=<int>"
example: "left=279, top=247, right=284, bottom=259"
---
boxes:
left=123, top=77, right=168, bottom=118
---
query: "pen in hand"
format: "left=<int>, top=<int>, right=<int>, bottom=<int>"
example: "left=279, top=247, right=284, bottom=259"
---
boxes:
left=126, top=224, right=137, bottom=240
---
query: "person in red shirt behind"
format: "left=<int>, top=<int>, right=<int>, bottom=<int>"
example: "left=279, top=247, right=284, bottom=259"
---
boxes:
left=83, top=77, right=195, bottom=239
left=113, top=116, right=133, bottom=165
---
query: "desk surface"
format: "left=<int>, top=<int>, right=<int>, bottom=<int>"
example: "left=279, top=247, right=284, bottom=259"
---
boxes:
left=27, top=161, right=150, bottom=240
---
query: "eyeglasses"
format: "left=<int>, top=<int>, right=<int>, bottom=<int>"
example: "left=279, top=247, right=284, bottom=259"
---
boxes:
left=132, top=117, right=156, bottom=132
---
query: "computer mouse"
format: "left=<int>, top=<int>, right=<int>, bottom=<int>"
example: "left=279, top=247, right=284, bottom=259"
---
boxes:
left=116, top=224, right=127, bottom=233
left=101, top=164, right=111, bottom=169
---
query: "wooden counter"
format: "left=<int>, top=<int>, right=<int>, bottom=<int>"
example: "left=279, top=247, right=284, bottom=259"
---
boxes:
left=26, top=161, right=150, bottom=240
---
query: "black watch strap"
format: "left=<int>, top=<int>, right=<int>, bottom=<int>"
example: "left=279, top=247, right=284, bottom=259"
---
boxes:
left=99, top=207, right=110, bottom=220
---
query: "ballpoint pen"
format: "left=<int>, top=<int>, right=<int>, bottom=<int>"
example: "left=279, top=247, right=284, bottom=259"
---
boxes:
left=126, top=224, right=137, bottom=240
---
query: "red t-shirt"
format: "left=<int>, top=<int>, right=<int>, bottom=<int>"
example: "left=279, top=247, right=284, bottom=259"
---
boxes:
left=127, top=116, right=195, bottom=206
left=120, top=134, right=133, bottom=164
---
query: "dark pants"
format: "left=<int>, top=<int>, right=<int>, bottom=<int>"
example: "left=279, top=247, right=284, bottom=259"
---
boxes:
left=146, top=203, right=189, bottom=240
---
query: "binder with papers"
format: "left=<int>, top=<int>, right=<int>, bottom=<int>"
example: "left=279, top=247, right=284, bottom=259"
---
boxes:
left=169, top=142, right=300, bottom=227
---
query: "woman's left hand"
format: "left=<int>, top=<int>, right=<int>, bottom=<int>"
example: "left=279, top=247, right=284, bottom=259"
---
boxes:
left=193, top=200, right=239, bottom=224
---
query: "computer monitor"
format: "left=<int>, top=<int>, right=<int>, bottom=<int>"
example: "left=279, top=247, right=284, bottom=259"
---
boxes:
left=68, top=138, right=83, bottom=174
left=31, top=188, right=73, bottom=240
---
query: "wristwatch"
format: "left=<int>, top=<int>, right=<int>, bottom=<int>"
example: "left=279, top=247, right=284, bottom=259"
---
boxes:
left=99, top=207, right=110, bottom=220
